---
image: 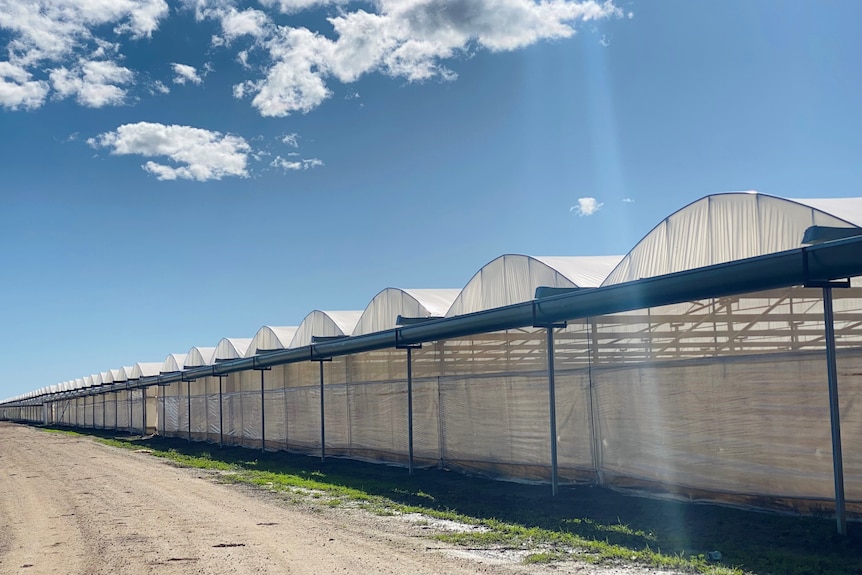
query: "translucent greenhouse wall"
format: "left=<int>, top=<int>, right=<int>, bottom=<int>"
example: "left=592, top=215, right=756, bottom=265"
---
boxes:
left=13, top=284, right=862, bottom=516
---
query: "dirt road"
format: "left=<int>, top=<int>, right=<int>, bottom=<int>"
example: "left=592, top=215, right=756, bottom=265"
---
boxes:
left=0, top=423, right=676, bottom=575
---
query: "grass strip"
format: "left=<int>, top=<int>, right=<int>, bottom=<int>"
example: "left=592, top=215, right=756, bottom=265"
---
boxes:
left=39, top=427, right=860, bottom=575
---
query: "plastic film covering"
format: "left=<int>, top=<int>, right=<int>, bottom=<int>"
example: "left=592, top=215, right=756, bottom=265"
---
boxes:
left=214, top=338, right=252, bottom=361
left=162, top=353, right=187, bottom=373
left=290, top=310, right=363, bottom=347
left=185, top=347, right=216, bottom=368
left=603, top=193, right=862, bottom=286
left=353, top=289, right=460, bottom=335
left=247, top=326, right=299, bottom=355
left=447, top=255, right=622, bottom=317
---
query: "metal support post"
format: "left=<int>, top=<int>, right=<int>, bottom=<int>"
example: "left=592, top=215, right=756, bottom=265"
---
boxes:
left=102, top=394, right=106, bottom=429
left=546, top=325, right=560, bottom=496
left=92, top=395, right=96, bottom=429
left=407, top=347, right=415, bottom=475
left=218, top=375, right=225, bottom=447
left=142, top=388, right=147, bottom=436
left=257, top=367, right=270, bottom=452
left=319, top=360, right=326, bottom=462
left=187, top=380, right=192, bottom=441
left=161, top=386, right=166, bottom=437
left=823, top=286, right=846, bottom=535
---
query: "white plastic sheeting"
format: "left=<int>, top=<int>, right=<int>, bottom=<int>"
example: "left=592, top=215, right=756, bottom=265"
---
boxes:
left=246, top=326, right=299, bottom=355
left=131, top=362, right=161, bottom=380
left=603, top=193, right=862, bottom=285
left=161, top=353, right=187, bottom=373
left=185, top=347, right=216, bottom=367
left=353, top=288, right=460, bottom=335
left=214, top=338, right=252, bottom=361
left=8, top=192, right=861, bottom=517
left=290, top=310, right=363, bottom=347
left=447, top=255, right=623, bottom=317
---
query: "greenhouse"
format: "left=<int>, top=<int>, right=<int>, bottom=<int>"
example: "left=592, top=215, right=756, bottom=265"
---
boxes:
left=3, top=192, right=861, bottom=530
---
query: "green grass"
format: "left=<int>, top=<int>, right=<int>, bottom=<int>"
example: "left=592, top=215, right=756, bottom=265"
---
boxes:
left=38, top=426, right=861, bottom=575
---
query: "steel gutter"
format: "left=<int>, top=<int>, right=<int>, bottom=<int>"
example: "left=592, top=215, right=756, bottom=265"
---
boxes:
left=5, top=236, right=861, bottom=406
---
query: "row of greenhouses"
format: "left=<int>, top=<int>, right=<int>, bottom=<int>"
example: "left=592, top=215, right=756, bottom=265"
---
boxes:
left=3, top=192, right=861, bottom=526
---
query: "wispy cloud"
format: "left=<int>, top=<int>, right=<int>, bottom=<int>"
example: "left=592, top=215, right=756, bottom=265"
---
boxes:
left=622, top=197, right=635, bottom=203
left=281, top=133, right=299, bottom=147
left=0, top=62, right=48, bottom=110
left=271, top=156, right=324, bottom=171
left=88, top=122, right=251, bottom=181
left=0, top=0, right=168, bottom=109
left=570, top=197, right=604, bottom=216
left=171, top=63, right=202, bottom=85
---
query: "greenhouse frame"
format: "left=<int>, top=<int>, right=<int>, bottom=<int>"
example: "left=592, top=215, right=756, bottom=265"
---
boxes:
left=3, top=192, right=861, bottom=534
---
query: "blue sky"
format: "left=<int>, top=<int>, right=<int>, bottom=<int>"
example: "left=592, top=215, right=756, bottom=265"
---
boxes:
left=1, top=0, right=860, bottom=399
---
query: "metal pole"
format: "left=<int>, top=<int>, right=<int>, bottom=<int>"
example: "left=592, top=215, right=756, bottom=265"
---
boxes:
left=407, top=347, right=414, bottom=475
left=320, top=361, right=326, bottom=463
left=128, top=389, right=133, bottom=434
left=187, top=380, right=192, bottom=441
left=547, top=326, right=559, bottom=496
left=114, top=392, right=118, bottom=430
left=260, top=369, right=266, bottom=452
left=218, top=376, right=224, bottom=447
left=142, top=388, right=147, bottom=436
left=103, top=394, right=106, bottom=429
left=823, top=286, right=846, bottom=535
left=92, top=394, right=96, bottom=429
left=161, top=386, right=166, bottom=437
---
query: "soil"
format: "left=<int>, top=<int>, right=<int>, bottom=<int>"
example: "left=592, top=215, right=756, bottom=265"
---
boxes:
left=0, top=422, right=681, bottom=575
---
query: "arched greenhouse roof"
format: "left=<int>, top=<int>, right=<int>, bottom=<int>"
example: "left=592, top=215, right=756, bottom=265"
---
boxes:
left=131, top=362, right=162, bottom=380
left=290, top=310, right=363, bottom=348
left=446, top=255, right=623, bottom=317
left=246, top=326, right=299, bottom=357
left=115, top=367, right=134, bottom=383
left=353, top=288, right=461, bottom=336
left=602, top=192, right=862, bottom=286
left=213, top=338, right=252, bottom=361
left=161, top=353, right=187, bottom=373
left=184, top=347, right=216, bottom=368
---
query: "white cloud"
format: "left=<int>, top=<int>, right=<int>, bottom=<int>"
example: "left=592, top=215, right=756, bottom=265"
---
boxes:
left=1, top=0, right=623, bottom=115
left=0, top=0, right=167, bottom=106
left=0, top=0, right=168, bottom=66
left=215, top=0, right=623, bottom=116
left=271, top=156, right=323, bottom=171
left=88, top=122, right=251, bottom=181
left=151, top=80, right=170, bottom=94
left=219, top=7, right=270, bottom=43
left=622, top=197, right=634, bottom=203
left=570, top=197, right=603, bottom=216
left=50, top=60, right=134, bottom=107
left=281, top=132, right=299, bottom=147
left=171, top=63, right=202, bottom=85
left=258, top=0, right=348, bottom=14
left=0, top=61, right=49, bottom=109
